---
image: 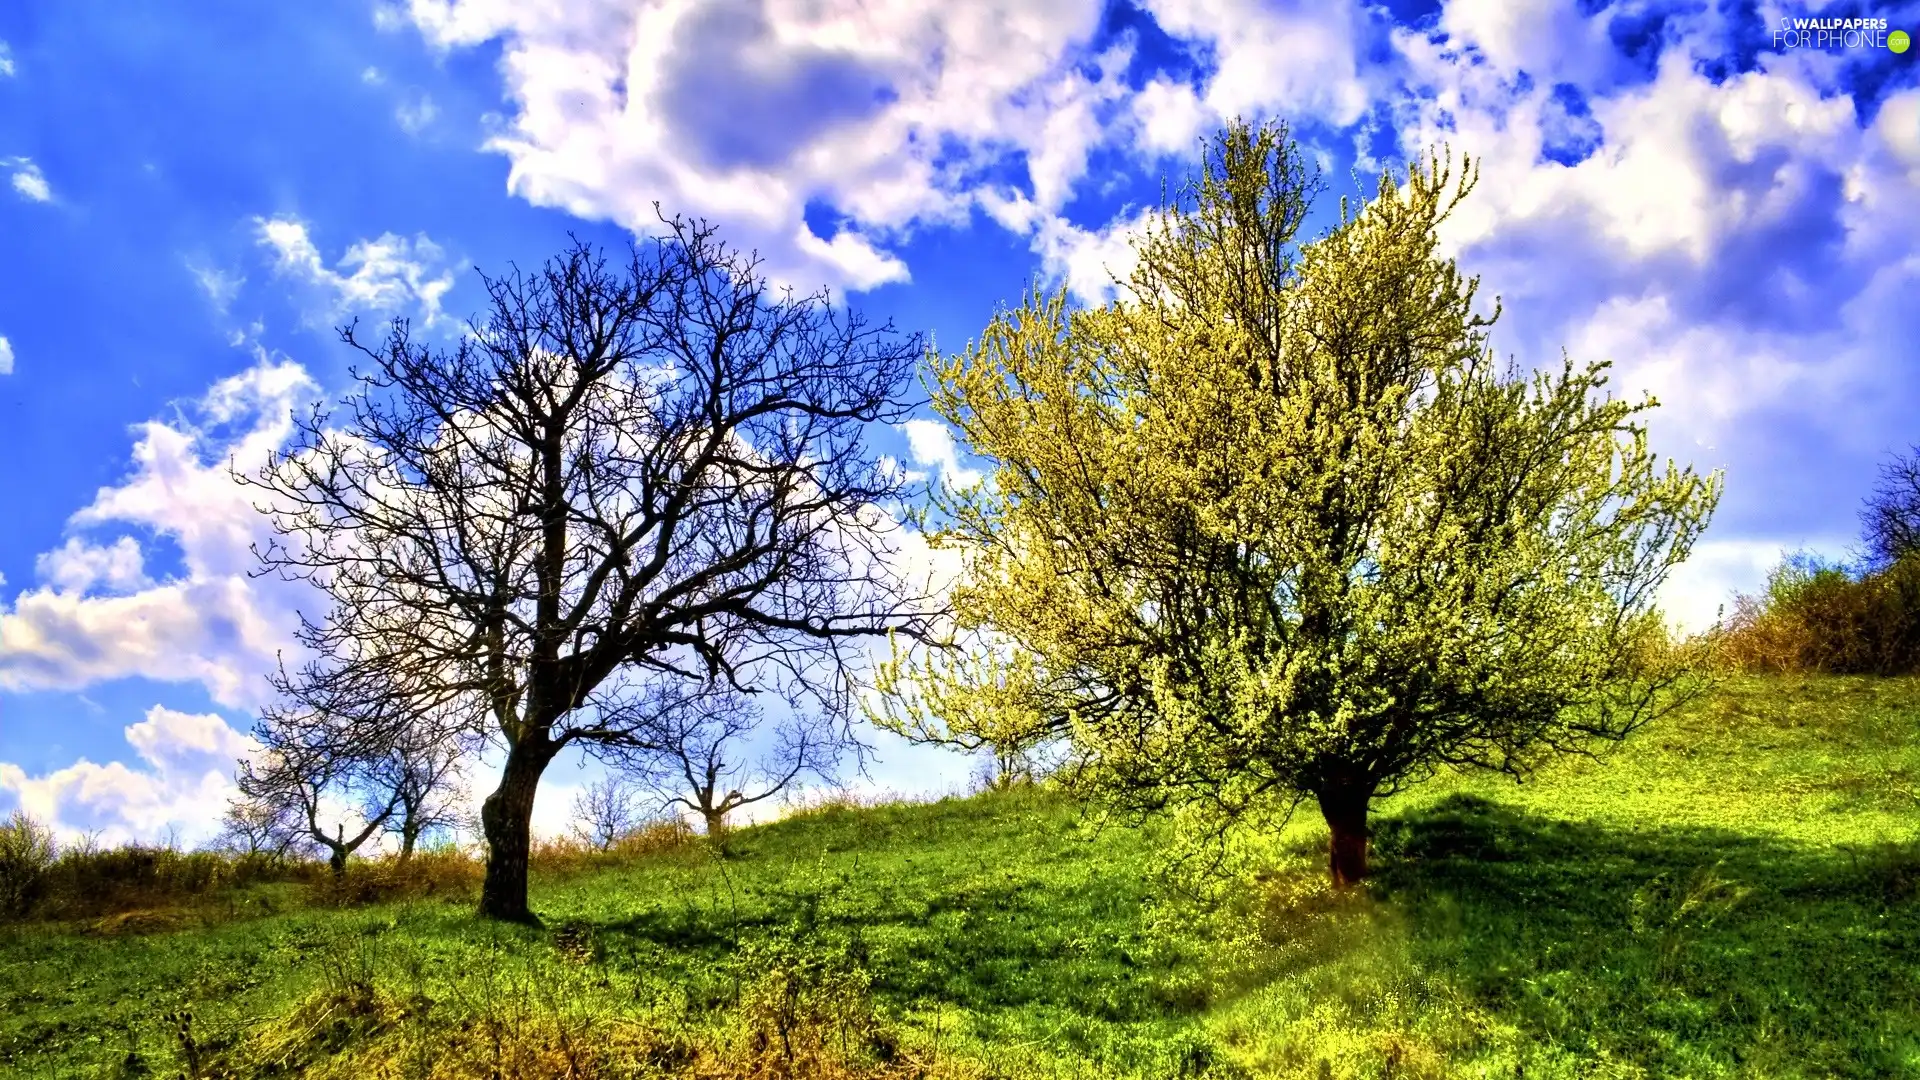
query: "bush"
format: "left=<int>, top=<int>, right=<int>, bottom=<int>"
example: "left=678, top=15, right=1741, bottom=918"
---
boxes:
left=1711, top=552, right=1920, bottom=675
left=316, top=848, right=484, bottom=907
left=37, top=842, right=316, bottom=920
left=529, top=819, right=696, bottom=876
left=0, top=811, right=57, bottom=919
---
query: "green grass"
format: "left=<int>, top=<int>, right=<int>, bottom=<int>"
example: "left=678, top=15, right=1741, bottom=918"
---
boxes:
left=2, top=675, right=1918, bottom=1078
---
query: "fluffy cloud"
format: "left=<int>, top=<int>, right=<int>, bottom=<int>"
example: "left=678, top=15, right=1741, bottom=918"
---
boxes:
left=0, top=334, right=12, bottom=375
left=34, top=536, right=149, bottom=595
left=256, top=216, right=457, bottom=327
left=0, top=360, right=319, bottom=708
left=393, top=0, right=1395, bottom=295
left=394, top=0, right=1123, bottom=290
left=1375, top=4, right=1920, bottom=624
left=1029, top=207, right=1156, bottom=306
left=0, top=41, right=13, bottom=78
left=5, top=158, right=50, bottom=202
left=0, top=707, right=256, bottom=847
left=1126, top=0, right=1380, bottom=149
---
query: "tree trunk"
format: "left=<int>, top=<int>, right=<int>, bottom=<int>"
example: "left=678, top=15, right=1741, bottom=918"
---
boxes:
left=1316, top=781, right=1374, bottom=888
left=327, top=844, right=348, bottom=878
left=479, top=743, right=550, bottom=923
left=701, top=809, right=728, bottom=839
left=399, top=823, right=418, bottom=863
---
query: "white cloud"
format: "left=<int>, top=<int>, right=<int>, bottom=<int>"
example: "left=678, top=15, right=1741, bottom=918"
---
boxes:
left=897, top=419, right=981, bottom=490
left=186, top=261, right=244, bottom=313
left=393, top=0, right=1388, bottom=294
left=1373, top=3, right=1920, bottom=588
left=6, top=158, right=50, bottom=202
left=393, top=0, right=1105, bottom=290
left=1131, top=76, right=1213, bottom=156
left=0, top=359, right=320, bottom=708
left=395, top=91, right=439, bottom=134
left=361, top=65, right=385, bottom=85
left=0, top=41, right=14, bottom=77
left=1129, top=0, right=1379, bottom=147
left=256, top=216, right=457, bottom=327
left=1031, top=206, right=1155, bottom=306
left=35, top=536, right=149, bottom=595
left=0, top=707, right=257, bottom=848
left=0, top=335, right=12, bottom=375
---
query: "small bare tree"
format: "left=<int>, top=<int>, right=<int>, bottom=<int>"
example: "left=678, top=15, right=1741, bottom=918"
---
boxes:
left=235, top=699, right=470, bottom=874
left=972, top=741, right=1038, bottom=793
left=604, top=685, right=842, bottom=839
left=216, top=797, right=310, bottom=861
left=381, top=737, right=466, bottom=862
left=570, top=775, right=643, bottom=851
left=235, top=739, right=398, bottom=878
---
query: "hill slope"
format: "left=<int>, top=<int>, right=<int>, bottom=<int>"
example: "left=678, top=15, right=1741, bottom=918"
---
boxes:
left=2, top=675, right=1918, bottom=1078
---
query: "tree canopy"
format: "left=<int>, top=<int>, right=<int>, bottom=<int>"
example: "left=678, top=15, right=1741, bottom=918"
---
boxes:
left=878, top=121, right=1722, bottom=885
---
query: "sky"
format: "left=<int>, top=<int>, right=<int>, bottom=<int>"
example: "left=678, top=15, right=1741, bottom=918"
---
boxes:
left=0, top=0, right=1916, bottom=848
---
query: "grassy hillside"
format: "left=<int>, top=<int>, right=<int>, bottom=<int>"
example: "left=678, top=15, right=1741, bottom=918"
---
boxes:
left=2, top=675, right=1917, bottom=1078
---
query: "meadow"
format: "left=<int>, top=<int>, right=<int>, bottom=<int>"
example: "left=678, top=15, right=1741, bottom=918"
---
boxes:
left=1, top=674, right=1916, bottom=1079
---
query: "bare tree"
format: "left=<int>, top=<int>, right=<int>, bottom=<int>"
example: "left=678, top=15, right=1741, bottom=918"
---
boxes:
left=381, top=737, right=467, bottom=862
left=216, top=797, right=310, bottom=861
left=611, top=687, right=841, bottom=839
left=972, top=741, right=1038, bottom=793
left=247, top=221, right=933, bottom=921
left=570, top=775, right=643, bottom=851
left=1862, top=444, right=1920, bottom=570
left=236, top=720, right=400, bottom=878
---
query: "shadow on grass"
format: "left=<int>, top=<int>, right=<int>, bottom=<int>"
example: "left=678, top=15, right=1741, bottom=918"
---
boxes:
left=584, top=848, right=1185, bottom=1025
left=1371, top=794, right=1920, bottom=1076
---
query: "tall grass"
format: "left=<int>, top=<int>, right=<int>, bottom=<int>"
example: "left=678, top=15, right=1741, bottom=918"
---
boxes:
left=0, top=816, right=701, bottom=927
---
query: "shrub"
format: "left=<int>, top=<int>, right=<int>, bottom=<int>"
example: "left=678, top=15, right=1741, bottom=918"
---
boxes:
left=36, top=843, right=315, bottom=920
left=0, top=811, right=57, bottom=919
left=316, top=848, right=484, bottom=907
left=1711, top=552, right=1920, bottom=676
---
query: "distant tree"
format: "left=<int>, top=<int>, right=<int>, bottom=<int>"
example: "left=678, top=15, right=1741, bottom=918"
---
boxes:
left=570, top=775, right=643, bottom=851
left=247, top=221, right=934, bottom=921
left=972, top=740, right=1041, bottom=793
left=381, top=737, right=466, bottom=863
left=215, top=796, right=310, bottom=861
left=1861, top=445, right=1920, bottom=571
left=878, top=121, right=1721, bottom=887
left=609, top=686, right=841, bottom=839
left=235, top=726, right=400, bottom=878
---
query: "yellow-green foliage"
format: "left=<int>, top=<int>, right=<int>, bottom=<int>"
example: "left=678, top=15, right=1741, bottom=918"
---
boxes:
left=879, top=120, right=1722, bottom=836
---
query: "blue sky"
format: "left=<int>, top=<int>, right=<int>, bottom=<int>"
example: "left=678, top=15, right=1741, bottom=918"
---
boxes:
left=1, top=0, right=1916, bottom=846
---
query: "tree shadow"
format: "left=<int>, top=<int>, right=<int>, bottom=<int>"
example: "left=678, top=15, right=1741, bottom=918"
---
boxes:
left=1369, top=794, right=1920, bottom=1076
left=581, top=847, right=1188, bottom=1024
